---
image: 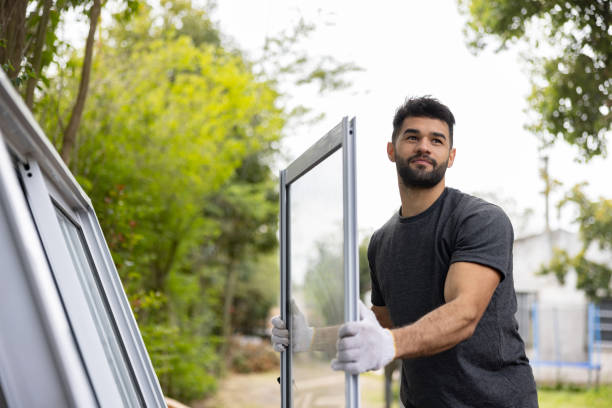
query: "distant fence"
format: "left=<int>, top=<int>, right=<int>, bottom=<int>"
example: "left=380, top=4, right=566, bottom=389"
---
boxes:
left=516, top=299, right=602, bottom=385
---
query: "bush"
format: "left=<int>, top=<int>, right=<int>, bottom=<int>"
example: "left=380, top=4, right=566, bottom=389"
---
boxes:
left=141, top=323, right=220, bottom=402
left=229, top=336, right=279, bottom=373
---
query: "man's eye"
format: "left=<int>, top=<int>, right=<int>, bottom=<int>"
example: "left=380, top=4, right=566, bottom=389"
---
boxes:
left=406, top=135, right=418, bottom=141
left=432, top=138, right=443, bottom=144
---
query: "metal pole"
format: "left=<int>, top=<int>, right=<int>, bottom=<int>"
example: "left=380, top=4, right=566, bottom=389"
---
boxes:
left=280, top=170, right=291, bottom=408
left=532, top=302, right=539, bottom=363
left=343, top=117, right=360, bottom=407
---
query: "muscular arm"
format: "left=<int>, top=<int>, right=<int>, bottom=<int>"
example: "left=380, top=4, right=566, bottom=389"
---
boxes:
left=390, top=261, right=500, bottom=359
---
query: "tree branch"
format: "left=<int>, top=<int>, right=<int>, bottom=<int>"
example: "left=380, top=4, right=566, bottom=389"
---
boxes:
left=0, top=0, right=28, bottom=81
left=24, top=0, right=52, bottom=108
left=61, top=0, right=102, bottom=167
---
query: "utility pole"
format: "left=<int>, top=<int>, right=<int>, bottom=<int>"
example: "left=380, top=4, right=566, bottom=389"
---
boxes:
left=542, top=156, right=551, bottom=232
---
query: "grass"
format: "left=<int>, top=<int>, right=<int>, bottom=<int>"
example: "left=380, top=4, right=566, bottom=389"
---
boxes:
left=363, top=378, right=612, bottom=408
left=538, top=385, right=612, bottom=408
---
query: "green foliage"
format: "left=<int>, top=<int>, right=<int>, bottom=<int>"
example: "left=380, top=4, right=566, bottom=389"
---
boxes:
left=1, top=0, right=140, bottom=99
left=141, top=322, right=219, bottom=401
left=131, top=285, right=220, bottom=402
left=539, top=184, right=612, bottom=300
left=259, top=17, right=362, bottom=92
left=232, top=253, right=279, bottom=335
left=32, top=0, right=359, bottom=401
left=35, top=2, right=283, bottom=400
left=459, top=0, right=610, bottom=161
left=256, top=16, right=363, bottom=126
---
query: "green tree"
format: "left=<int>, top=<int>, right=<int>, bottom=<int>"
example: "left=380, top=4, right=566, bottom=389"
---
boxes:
left=1, top=0, right=140, bottom=165
left=459, top=0, right=612, bottom=302
left=540, top=185, right=612, bottom=301
left=34, top=0, right=359, bottom=400
left=201, top=153, right=279, bottom=364
left=35, top=2, right=284, bottom=400
left=231, top=252, right=279, bottom=336
left=459, top=0, right=610, bottom=161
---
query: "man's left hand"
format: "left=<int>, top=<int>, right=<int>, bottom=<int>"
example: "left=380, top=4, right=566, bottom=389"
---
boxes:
left=331, top=301, right=396, bottom=375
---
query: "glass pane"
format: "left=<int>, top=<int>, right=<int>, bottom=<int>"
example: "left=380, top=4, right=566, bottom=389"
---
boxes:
left=55, top=207, right=141, bottom=407
left=289, top=149, right=345, bottom=407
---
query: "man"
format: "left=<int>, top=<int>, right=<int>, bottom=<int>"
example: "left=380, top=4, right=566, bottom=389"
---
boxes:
left=272, top=96, right=538, bottom=407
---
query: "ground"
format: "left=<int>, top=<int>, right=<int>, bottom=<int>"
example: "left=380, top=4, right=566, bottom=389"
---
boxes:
left=193, top=368, right=399, bottom=408
left=193, top=369, right=612, bottom=408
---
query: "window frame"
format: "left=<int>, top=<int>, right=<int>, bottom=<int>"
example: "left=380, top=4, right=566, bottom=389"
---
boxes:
left=0, top=71, right=165, bottom=406
left=279, top=117, right=360, bottom=407
left=0, top=135, right=97, bottom=408
left=597, top=299, right=612, bottom=346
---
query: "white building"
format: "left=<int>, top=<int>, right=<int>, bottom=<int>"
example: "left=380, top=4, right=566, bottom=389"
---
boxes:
left=513, top=229, right=612, bottom=384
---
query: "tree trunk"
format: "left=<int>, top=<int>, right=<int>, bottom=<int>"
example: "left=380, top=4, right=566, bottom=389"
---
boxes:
left=25, top=0, right=52, bottom=108
left=60, top=0, right=101, bottom=167
left=151, top=235, right=180, bottom=292
left=0, top=0, right=28, bottom=80
left=220, top=258, right=238, bottom=367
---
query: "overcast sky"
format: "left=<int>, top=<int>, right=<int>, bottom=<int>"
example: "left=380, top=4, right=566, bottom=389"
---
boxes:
left=212, top=0, right=611, bottom=239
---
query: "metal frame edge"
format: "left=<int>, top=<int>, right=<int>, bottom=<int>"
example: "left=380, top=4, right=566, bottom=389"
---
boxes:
left=280, top=169, right=291, bottom=408
left=285, top=121, right=344, bottom=185
left=343, top=117, right=360, bottom=407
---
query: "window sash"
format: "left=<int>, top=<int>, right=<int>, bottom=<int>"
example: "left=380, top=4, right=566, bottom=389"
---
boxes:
left=18, top=150, right=140, bottom=407
left=280, top=117, right=360, bottom=408
left=0, top=136, right=97, bottom=407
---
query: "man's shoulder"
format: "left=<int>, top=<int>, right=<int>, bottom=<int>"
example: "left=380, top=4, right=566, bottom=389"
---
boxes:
left=446, top=189, right=513, bottom=241
left=369, top=210, right=399, bottom=249
left=446, top=188, right=509, bottom=221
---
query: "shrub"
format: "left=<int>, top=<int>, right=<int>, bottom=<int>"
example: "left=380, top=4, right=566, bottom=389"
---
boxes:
left=229, top=336, right=280, bottom=373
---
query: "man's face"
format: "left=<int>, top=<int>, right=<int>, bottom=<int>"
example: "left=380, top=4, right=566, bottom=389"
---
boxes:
left=387, top=116, right=456, bottom=189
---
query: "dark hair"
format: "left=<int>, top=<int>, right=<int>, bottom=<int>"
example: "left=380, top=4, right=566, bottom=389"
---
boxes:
left=391, top=96, right=455, bottom=147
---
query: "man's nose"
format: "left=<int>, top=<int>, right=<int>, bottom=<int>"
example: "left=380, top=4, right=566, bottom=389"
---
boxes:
left=415, top=138, right=431, bottom=154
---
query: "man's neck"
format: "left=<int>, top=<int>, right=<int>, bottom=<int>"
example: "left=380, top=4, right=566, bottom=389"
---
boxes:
left=398, top=178, right=446, bottom=218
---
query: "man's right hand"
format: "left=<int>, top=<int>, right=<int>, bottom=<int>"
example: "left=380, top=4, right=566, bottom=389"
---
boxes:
left=270, top=300, right=314, bottom=353
left=271, top=315, right=289, bottom=352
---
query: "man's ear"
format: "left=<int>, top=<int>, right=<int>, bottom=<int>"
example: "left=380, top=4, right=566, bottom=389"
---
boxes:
left=447, top=148, right=456, bottom=168
left=387, top=142, right=396, bottom=162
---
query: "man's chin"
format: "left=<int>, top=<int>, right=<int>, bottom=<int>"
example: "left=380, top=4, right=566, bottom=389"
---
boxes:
left=401, top=180, right=443, bottom=189
left=398, top=170, right=445, bottom=189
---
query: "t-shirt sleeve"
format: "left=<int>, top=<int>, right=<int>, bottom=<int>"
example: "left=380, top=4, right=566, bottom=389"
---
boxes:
left=367, top=232, right=386, bottom=306
left=450, top=203, right=514, bottom=281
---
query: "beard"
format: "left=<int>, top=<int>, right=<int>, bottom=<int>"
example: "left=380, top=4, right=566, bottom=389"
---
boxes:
left=396, top=153, right=449, bottom=189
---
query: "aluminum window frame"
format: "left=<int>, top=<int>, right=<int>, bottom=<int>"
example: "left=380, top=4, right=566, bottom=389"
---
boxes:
left=280, top=117, right=360, bottom=408
left=0, top=135, right=97, bottom=408
left=0, top=70, right=165, bottom=407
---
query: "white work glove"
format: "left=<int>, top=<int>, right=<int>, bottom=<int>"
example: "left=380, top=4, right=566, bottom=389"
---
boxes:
left=331, top=301, right=396, bottom=375
left=270, top=300, right=314, bottom=353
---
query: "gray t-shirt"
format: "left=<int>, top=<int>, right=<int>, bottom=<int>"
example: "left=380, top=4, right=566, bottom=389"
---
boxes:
left=368, top=188, right=538, bottom=408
